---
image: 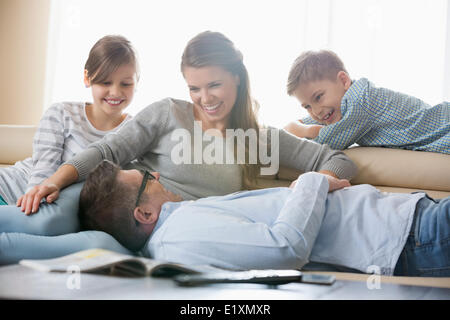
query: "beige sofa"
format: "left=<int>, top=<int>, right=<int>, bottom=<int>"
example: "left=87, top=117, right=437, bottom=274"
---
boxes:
left=0, top=125, right=37, bottom=168
left=1, top=124, right=450, bottom=288
left=2, top=124, right=450, bottom=200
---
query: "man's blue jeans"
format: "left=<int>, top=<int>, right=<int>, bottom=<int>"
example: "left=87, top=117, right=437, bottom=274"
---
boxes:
left=394, top=195, right=450, bottom=277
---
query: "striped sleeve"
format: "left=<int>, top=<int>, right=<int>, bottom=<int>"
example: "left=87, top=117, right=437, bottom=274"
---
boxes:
left=27, top=104, right=66, bottom=190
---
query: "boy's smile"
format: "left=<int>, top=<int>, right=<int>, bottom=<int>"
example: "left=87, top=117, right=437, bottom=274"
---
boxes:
left=294, top=71, right=352, bottom=125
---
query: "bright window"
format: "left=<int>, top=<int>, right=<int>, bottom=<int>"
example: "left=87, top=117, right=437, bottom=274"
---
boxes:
left=45, top=0, right=449, bottom=128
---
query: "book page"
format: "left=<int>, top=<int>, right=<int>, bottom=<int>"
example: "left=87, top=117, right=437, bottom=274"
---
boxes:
left=20, top=249, right=137, bottom=273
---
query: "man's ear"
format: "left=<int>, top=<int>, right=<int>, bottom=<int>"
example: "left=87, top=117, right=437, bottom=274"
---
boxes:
left=133, top=206, right=158, bottom=225
left=337, top=71, right=352, bottom=90
left=83, top=69, right=91, bottom=88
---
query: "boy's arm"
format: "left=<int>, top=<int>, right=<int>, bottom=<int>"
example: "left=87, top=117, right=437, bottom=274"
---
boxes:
left=284, top=121, right=323, bottom=139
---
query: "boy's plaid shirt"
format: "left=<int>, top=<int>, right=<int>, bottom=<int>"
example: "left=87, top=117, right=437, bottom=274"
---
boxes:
left=302, top=78, right=450, bottom=154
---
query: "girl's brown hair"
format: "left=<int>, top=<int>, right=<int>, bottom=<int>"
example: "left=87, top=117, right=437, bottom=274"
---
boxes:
left=85, top=35, right=139, bottom=84
left=181, top=31, right=264, bottom=187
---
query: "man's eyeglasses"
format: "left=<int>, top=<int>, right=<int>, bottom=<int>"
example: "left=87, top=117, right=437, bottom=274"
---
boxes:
left=135, top=171, right=156, bottom=207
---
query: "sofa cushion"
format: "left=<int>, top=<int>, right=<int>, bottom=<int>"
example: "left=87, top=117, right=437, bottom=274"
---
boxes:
left=275, top=147, right=450, bottom=198
left=343, top=147, right=450, bottom=192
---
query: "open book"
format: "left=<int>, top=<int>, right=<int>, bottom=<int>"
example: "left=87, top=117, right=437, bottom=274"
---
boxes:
left=19, top=248, right=221, bottom=277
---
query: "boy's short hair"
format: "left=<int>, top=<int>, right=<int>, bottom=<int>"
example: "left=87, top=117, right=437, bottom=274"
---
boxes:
left=287, top=50, right=348, bottom=95
left=79, top=160, right=148, bottom=252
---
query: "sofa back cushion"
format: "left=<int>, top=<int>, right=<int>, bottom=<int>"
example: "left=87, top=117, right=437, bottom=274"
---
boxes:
left=344, top=147, right=450, bottom=192
left=276, top=147, right=450, bottom=193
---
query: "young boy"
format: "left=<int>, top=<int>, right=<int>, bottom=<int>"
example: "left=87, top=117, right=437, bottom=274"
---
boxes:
left=284, top=50, right=450, bottom=154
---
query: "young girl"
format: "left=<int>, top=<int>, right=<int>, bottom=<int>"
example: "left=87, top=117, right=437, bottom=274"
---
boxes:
left=0, top=35, right=138, bottom=205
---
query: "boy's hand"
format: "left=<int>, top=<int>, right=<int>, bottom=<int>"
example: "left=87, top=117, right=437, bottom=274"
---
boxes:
left=306, top=124, right=323, bottom=139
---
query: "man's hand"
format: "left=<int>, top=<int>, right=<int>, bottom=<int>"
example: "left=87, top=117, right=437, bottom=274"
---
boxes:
left=16, top=183, right=60, bottom=215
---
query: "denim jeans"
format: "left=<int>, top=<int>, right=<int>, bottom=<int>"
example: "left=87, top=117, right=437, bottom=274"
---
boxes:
left=394, top=195, right=450, bottom=277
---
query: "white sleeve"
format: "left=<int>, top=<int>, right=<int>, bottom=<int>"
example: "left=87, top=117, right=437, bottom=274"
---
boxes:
left=270, top=172, right=329, bottom=266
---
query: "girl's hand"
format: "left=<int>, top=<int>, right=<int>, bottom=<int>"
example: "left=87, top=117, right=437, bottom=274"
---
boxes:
left=16, top=183, right=60, bottom=215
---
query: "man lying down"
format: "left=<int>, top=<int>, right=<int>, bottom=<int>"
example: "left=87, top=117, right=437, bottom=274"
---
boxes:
left=79, top=160, right=450, bottom=277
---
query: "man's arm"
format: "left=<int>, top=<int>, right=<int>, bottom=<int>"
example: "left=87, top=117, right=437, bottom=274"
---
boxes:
left=270, top=172, right=329, bottom=267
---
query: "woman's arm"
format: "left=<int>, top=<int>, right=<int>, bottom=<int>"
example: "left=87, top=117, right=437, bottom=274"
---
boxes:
left=277, top=128, right=358, bottom=180
left=17, top=99, right=172, bottom=214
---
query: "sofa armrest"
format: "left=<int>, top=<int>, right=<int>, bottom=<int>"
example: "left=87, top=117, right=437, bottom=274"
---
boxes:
left=0, top=125, right=36, bottom=165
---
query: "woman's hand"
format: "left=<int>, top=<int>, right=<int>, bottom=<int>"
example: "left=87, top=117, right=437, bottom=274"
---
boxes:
left=17, top=183, right=60, bottom=215
left=325, top=175, right=351, bottom=192
left=289, top=172, right=351, bottom=192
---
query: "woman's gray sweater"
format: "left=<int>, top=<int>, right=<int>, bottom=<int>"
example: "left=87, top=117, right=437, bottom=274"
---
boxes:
left=66, top=98, right=357, bottom=200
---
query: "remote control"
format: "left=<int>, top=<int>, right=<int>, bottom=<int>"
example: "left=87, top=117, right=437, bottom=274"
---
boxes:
left=174, top=269, right=335, bottom=286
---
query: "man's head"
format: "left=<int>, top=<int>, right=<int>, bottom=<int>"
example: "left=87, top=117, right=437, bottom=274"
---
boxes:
left=79, top=160, right=182, bottom=251
left=287, top=50, right=352, bottom=125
